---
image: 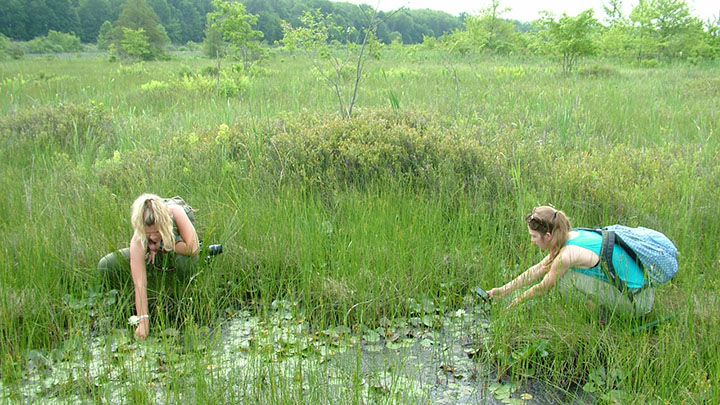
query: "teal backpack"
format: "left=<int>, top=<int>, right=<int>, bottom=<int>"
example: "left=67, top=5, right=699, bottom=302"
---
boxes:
left=579, top=225, right=679, bottom=290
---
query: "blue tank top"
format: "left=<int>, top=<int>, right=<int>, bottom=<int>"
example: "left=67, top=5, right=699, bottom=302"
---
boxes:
left=564, top=229, right=646, bottom=289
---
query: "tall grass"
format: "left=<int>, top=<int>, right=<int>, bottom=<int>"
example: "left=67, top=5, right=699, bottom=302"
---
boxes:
left=0, top=50, right=718, bottom=402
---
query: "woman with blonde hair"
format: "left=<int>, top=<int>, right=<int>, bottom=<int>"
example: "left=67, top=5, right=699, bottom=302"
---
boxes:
left=488, top=206, right=654, bottom=318
left=98, top=194, right=199, bottom=338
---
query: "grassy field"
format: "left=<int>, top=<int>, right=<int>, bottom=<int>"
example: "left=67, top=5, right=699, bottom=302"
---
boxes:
left=1, top=49, right=719, bottom=403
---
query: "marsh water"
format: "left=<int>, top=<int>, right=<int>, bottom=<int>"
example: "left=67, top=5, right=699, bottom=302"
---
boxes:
left=1, top=297, right=584, bottom=403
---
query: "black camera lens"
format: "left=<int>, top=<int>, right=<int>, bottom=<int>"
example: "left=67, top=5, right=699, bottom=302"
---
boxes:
left=208, top=244, right=223, bottom=256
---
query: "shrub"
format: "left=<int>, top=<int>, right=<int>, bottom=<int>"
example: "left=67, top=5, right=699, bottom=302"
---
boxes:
left=218, top=109, right=512, bottom=192
left=24, top=31, right=83, bottom=54
left=0, top=102, right=116, bottom=157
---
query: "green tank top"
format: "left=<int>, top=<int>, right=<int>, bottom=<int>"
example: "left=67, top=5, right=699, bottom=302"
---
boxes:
left=564, top=229, right=646, bottom=289
left=164, top=196, right=196, bottom=244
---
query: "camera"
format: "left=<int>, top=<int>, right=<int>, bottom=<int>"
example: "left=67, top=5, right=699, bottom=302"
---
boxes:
left=473, top=286, right=490, bottom=303
left=208, top=244, right=223, bottom=256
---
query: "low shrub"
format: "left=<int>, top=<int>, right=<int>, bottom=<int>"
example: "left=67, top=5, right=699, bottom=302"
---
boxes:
left=0, top=102, right=116, bottom=159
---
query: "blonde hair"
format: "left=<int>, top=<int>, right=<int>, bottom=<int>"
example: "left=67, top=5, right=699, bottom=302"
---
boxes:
left=131, top=194, right=175, bottom=252
left=525, top=206, right=572, bottom=273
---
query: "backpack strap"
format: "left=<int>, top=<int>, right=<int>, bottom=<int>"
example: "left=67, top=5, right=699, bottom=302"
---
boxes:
left=612, top=232, right=643, bottom=271
left=600, top=229, right=626, bottom=293
left=576, top=228, right=629, bottom=296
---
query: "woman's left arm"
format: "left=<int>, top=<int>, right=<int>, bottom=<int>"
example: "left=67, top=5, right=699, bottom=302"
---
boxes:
left=170, top=205, right=199, bottom=256
left=510, top=248, right=574, bottom=307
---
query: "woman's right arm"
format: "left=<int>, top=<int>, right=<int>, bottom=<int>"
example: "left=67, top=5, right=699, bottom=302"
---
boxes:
left=129, top=232, right=150, bottom=338
left=489, top=255, right=550, bottom=299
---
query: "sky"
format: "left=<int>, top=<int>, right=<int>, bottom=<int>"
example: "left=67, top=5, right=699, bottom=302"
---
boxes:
left=341, top=0, right=720, bottom=23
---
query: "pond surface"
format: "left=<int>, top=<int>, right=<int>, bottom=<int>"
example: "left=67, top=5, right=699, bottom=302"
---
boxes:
left=1, top=298, right=584, bottom=403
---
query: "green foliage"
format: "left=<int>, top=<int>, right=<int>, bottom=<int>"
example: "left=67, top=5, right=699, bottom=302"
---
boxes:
left=23, top=31, right=83, bottom=54
left=583, top=366, right=630, bottom=402
left=202, top=20, right=226, bottom=58
left=629, top=0, right=699, bottom=61
left=218, top=109, right=507, bottom=192
left=281, top=8, right=383, bottom=118
left=112, top=0, right=169, bottom=60
left=440, top=1, right=522, bottom=55
left=534, top=9, right=599, bottom=73
left=1, top=52, right=719, bottom=404
left=96, top=21, right=113, bottom=50
left=0, top=34, right=9, bottom=60
left=598, top=23, right=633, bottom=61
left=119, top=27, right=152, bottom=60
left=137, top=70, right=250, bottom=98
left=208, top=0, right=264, bottom=71
left=0, top=102, right=116, bottom=159
left=77, top=0, right=113, bottom=43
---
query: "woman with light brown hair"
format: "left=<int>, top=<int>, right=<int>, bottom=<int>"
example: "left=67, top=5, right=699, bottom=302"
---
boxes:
left=98, top=194, right=199, bottom=338
left=488, top=206, right=654, bottom=317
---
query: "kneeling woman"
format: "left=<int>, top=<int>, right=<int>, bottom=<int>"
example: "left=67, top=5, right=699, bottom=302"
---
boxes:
left=488, top=206, right=653, bottom=317
left=98, top=194, right=199, bottom=338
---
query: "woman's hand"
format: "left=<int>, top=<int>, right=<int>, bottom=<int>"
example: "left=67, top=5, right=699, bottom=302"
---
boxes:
left=488, top=287, right=507, bottom=300
left=135, top=319, right=149, bottom=339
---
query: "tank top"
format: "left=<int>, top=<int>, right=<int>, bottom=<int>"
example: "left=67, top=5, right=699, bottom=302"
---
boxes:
left=564, top=229, right=646, bottom=289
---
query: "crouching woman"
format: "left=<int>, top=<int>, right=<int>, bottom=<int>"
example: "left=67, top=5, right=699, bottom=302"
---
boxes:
left=98, top=194, right=199, bottom=338
left=488, top=206, right=654, bottom=318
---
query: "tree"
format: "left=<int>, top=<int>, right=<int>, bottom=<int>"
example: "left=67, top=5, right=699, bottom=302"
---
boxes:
left=603, top=0, right=626, bottom=26
left=97, top=21, right=114, bottom=50
left=208, top=0, right=265, bottom=71
left=630, top=0, right=696, bottom=60
left=202, top=18, right=226, bottom=58
left=120, top=27, right=152, bottom=59
left=77, top=0, right=112, bottom=43
left=536, top=9, right=599, bottom=73
left=282, top=7, right=385, bottom=118
left=112, top=0, right=169, bottom=59
left=441, top=1, right=521, bottom=55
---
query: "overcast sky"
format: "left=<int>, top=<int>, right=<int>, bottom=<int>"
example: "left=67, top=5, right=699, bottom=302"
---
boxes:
left=341, top=0, right=719, bottom=23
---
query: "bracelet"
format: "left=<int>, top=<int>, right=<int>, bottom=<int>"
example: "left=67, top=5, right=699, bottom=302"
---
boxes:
left=138, top=314, right=149, bottom=320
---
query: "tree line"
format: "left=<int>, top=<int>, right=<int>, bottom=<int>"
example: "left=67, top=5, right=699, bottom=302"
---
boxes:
left=0, top=0, right=462, bottom=45
left=0, top=0, right=717, bottom=67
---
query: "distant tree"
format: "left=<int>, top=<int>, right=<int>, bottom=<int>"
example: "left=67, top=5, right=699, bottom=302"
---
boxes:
left=441, top=1, right=521, bottom=55
left=202, top=18, right=226, bottom=58
left=598, top=22, right=634, bottom=60
left=603, top=0, right=626, bottom=26
left=282, top=7, right=385, bottom=118
left=208, top=0, right=265, bottom=71
left=535, top=9, right=599, bottom=73
left=45, top=0, right=81, bottom=39
left=0, top=0, right=28, bottom=40
left=112, top=0, right=169, bottom=59
left=0, top=33, right=24, bottom=59
left=0, top=33, right=10, bottom=59
left=630, top=0, right=696, bottom=60
left=256, top=12, right=284, bottom=44
left=97, top=21, right=114, bottom=50
left=77, top=0, right=112, bottom=43
left=120, top=27, right=152, bottom=59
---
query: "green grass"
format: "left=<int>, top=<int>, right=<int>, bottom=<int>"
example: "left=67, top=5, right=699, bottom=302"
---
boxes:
left=1, top=49, right=719, bottom=403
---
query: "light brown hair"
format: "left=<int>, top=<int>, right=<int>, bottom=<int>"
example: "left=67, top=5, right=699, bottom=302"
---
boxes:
left=525, top=206, right=572, bottom=273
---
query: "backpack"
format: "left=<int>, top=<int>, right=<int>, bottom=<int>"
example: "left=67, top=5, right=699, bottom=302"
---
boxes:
left=163, top=196, right=196, bottom=225
left=579, top=225, right=679, bottom=290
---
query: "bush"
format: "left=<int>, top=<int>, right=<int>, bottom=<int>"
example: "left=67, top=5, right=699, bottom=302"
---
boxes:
left=0, top=102, right=116, bottom=157
left=24, top=31, right=83, bottom=54
left=218, top=109, right=513, bottom=192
